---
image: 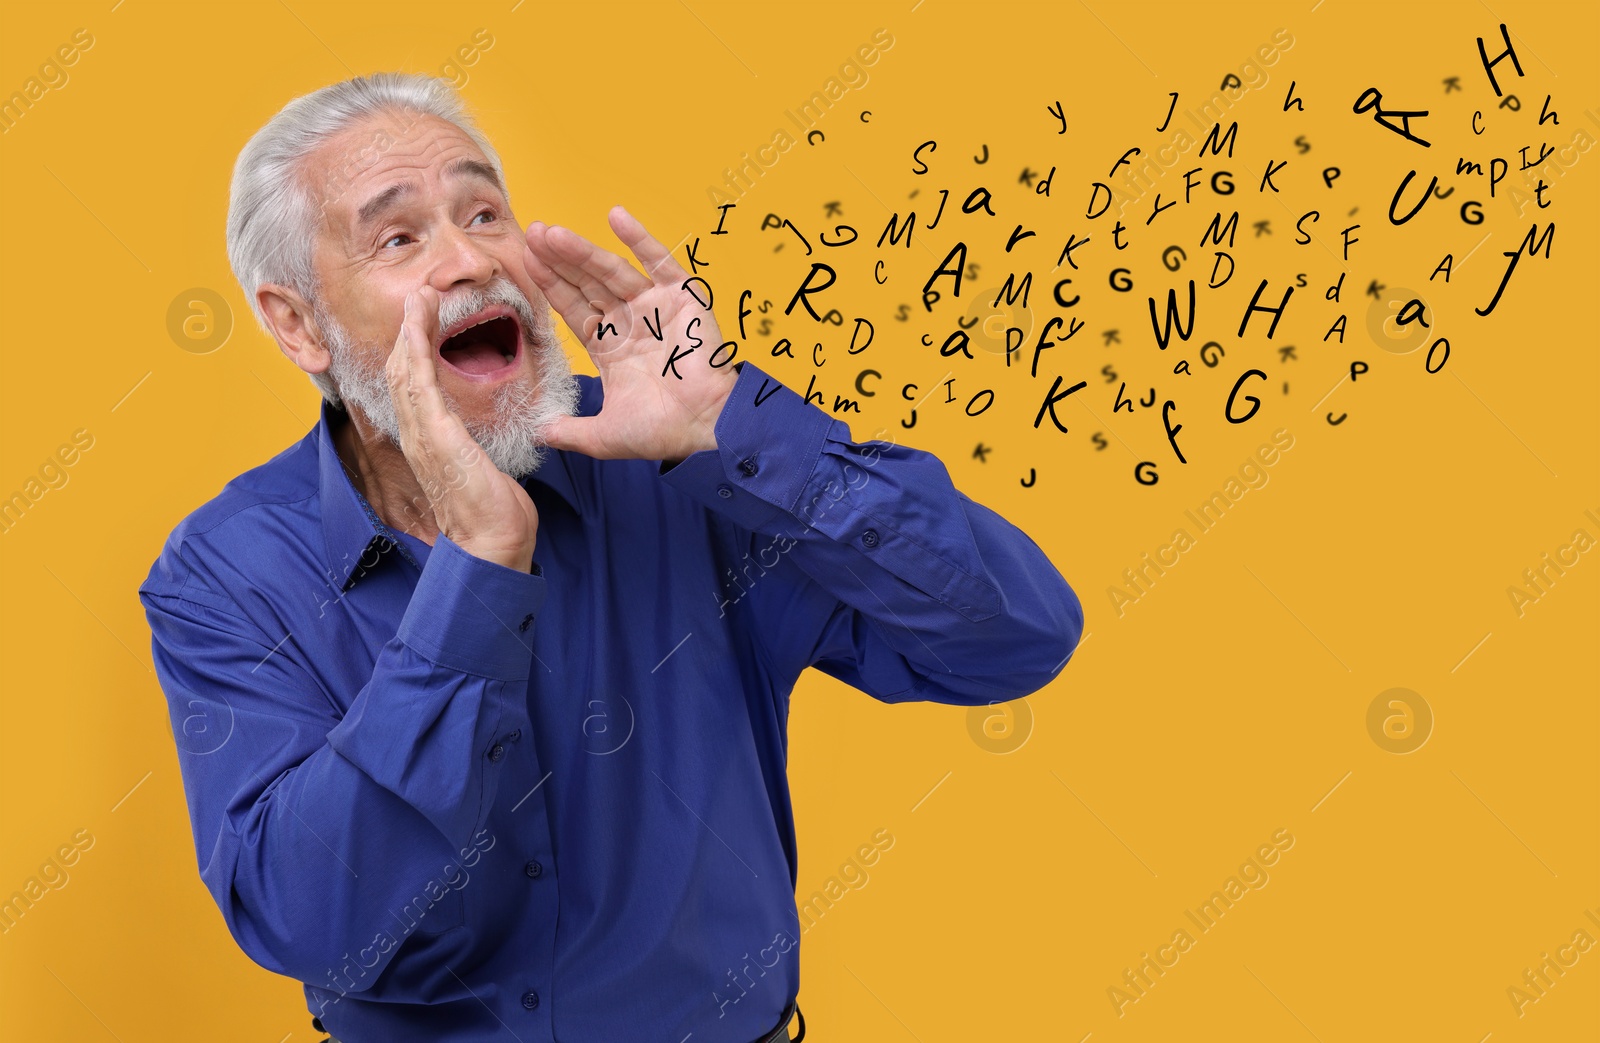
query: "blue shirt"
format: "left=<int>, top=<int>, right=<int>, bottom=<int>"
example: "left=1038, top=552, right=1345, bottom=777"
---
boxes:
left=139, top=359, right=1083, bottom=1042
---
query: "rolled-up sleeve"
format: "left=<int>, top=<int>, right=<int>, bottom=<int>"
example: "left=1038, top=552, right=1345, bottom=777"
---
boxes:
left=660, top=360, right=1084, bottom=704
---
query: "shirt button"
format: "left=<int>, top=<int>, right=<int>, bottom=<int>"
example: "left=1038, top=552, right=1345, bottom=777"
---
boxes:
left=525, top=860, right=543, bottom=878
left=716, top=484, right=733, bottom=499
left=861, top=528, right=880, bottom=548
left=488, top=744, right=506, bottom=762
left=521, top=989, right=540, bottom=1010
left=739, top=456, right=759, bottom=477
left=518, top=613, right=534, bottom=633
left=507, top=730, right=522, bottom=743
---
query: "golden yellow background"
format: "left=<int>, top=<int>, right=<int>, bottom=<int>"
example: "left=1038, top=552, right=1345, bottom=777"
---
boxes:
left=2, top=0, right=1596, bottom=1039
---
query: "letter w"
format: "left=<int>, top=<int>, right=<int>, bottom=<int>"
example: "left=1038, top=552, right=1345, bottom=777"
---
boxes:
left=1148, top=280, right=1196, bottom=350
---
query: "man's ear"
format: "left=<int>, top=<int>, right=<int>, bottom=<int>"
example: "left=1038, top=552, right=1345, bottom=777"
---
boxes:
left=258, top=283, right=331, bottom=377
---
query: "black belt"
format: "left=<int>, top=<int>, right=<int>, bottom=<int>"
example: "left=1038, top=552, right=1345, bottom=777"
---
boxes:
left=755, top=997, right=805, bottom=1042
left=311, top=998, right=804, bottom=1042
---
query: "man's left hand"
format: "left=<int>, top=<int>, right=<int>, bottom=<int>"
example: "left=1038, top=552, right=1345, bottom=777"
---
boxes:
left=523, top=206, right=736, bottom=462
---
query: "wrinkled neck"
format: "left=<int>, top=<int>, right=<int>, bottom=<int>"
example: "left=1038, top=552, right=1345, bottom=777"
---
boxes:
left=330, top=406, right=440, bottom=547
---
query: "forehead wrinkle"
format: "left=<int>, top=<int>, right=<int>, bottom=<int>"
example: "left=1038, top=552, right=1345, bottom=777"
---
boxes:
left=345, top=153, right=503, bottom=239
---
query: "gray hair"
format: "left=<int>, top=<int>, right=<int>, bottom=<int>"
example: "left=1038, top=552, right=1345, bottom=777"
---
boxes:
left=225, top=73, right=508, bottom=406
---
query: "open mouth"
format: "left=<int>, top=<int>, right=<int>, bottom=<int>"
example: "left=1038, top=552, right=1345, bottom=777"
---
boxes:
left=436, top=306, right=523, bottom=380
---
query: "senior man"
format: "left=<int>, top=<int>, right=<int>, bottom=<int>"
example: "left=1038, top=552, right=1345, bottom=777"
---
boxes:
left=140, top=72, right=1083, bottom=1043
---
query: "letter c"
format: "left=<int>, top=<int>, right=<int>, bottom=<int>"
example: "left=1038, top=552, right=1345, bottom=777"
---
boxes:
left=856, top=369, right=881, bottom=396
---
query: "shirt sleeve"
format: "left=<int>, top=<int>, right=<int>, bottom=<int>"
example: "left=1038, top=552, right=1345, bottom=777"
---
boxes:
left=139, top=533, right=541, bottom=990
left=659, top=360, right=1084, bottom=704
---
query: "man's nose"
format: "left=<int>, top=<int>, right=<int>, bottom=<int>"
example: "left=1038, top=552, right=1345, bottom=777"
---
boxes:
left=427, top=223, right=497, bottom=291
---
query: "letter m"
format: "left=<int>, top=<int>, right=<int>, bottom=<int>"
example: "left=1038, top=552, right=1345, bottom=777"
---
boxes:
left=1517, top=223, right=1555, bottom=259
left=994, top=272, right=1032, bottom=308
left=0, top=893, right=33, bottom=931
left=0, top=492, right=29, bottom=532
left=798, top=892, right=833, bottom=929
left=1455, top=158, right=1484, bottom=176
left=832, top=395, right=861, bottom=414
left=1200, top=212, right=1239, bottom=248
left=877, top=212, right=916, bottom=249
left=1199, top=122, right=1238, bottom=158
left=0, top=93, right=32, bottom=133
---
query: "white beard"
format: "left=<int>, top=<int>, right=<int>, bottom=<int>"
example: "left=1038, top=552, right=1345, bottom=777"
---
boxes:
left=316, top=277, right=581, bottom=480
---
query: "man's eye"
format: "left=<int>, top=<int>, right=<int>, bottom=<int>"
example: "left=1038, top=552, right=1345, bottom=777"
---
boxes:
left=471, top=209, right=496, bottom=226
left=382, top=233, right=412, bottom=249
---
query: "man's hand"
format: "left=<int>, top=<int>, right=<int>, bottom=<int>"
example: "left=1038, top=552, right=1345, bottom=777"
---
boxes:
left=386, top=286, right=539, bottom=573
left=523, top=206, right=737, bottom=462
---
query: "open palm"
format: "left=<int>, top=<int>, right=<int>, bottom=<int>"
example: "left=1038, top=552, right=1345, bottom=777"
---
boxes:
left=523, top=206, right=737, bottom=462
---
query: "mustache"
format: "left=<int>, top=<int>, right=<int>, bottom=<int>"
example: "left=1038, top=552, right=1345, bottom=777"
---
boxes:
left=434, top=278, right=554, bottom=351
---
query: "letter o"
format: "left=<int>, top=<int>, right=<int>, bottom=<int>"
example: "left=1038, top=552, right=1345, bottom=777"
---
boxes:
left=1425, top=337, right=1450, bottom=373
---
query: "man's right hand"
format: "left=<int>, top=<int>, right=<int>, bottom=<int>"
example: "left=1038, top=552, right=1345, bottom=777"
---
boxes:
left=386, top=286, right=539, bottom=573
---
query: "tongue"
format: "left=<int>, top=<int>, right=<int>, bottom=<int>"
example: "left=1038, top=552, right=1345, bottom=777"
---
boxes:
left=440, top=339, right=506, bottom=375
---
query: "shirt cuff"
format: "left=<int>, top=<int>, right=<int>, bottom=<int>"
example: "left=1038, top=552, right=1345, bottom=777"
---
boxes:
left=396, top=533, right=544, bottom=681
left=659, top=360, right=837, bottom=530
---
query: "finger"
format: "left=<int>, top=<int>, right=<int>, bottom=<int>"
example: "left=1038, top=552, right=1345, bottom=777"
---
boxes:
left=399, top=287, right=456, bottom=444
left=539, top=414, right=613, bottom=459
left=387, top=292, right=423, bottom=440
left=608, top=205, right=689, bottom=284
left=525, top=222, right=627, bottom=313
left=538, top=221, right=653, bottom=301
left=547, top=219, right=652, bottom=300
left=523, top=240, right=609, bottom=345
left=522, top=229, right=591, bottom=316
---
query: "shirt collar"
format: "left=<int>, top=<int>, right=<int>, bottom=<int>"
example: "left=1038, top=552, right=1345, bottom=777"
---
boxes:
left=316, top=397, right=586, bottom=593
